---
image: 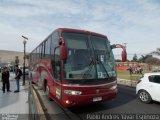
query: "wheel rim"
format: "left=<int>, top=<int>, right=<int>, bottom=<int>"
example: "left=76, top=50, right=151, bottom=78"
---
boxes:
left=139, top=92, right=148, bottom=102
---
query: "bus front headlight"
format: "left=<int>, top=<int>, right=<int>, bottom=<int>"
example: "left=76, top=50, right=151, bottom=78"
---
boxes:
left=110, top=85, right=117, bottom=90
left=64, top=90, right=82, bottom=95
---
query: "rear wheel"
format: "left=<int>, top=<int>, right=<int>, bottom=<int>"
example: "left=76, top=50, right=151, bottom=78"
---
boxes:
left=30, top=74, right=35, bottom=84
left=138, top=90, right=152, bottom=103
left=44, top=80, right=52, bottom=101
left=32, top=81, right=35, bottom=84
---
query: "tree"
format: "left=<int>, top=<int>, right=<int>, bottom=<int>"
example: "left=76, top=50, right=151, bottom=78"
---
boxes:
left=139, top=55, right=152, bottom=63
left=150, top=48, right=160, bottom=56
left=145, top=57, right=160, bottom=65
left=132, top=53, right=138, bottom=62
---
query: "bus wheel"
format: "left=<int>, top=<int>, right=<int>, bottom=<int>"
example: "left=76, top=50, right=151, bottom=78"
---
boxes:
left=44, top=81, right=52, bottom=101
left=32, top=81, right=35, bottom=84
left=30, top=74, right=35, bottom=84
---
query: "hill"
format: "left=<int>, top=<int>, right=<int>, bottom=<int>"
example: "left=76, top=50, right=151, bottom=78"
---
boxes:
left=0, top=50, right=24, bottom=66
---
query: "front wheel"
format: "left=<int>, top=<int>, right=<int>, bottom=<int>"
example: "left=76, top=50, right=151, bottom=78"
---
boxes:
left=44, top=81, right=52, bottom=101
left=138, top=90, right=152, bottom=103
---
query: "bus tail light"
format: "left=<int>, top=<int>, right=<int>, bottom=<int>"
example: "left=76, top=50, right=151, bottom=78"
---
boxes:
left=64, top=90, right=82, bottom=95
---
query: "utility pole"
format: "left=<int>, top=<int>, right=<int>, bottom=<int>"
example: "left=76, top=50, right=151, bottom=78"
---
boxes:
left=22, top=35, right=28, bottom=86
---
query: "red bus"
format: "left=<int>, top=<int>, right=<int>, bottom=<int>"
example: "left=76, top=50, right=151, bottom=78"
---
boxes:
left=29, top=28, right=118, bottom=108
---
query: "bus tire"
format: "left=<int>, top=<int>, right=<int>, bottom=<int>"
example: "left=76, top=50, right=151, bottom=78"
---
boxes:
left=44, top=80, right=52, bottom=101
left=30, top=74, right=35, bottom=84
left=32, top=81, right=35, bottom=84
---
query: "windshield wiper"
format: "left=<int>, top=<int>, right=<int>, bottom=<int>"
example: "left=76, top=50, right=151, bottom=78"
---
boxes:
left=82, top=57, right=96, bottom=79
left=96, top=55, right=110, bottom=79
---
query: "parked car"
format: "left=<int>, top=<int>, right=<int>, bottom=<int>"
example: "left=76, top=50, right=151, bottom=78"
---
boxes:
left=20, top=66, right=29, bottom=75
left=25, top=67, right=29, bottom=75
left=136, top=72, right=160, bottom=103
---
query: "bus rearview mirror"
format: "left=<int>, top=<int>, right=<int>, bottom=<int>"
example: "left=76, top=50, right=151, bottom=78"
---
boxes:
left=59, top=37, right=67, bottom=60
left=60, top=45, right=67, bottom=60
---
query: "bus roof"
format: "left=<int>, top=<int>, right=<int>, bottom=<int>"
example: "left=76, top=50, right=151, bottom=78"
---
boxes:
left=30, top=28, right=108, bottom=54
left=55, top=28, right=107, bottom=38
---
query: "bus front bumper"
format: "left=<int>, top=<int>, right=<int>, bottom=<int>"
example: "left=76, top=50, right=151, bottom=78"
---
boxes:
left=61, top=89, right=117, bottom=108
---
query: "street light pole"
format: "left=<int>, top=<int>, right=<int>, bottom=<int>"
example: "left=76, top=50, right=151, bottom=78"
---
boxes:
left=22, top=35, right=28, bottom=86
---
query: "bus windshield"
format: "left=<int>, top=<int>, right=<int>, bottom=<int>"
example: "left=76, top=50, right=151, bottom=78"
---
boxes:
left=62, top=32, right=116, bottom=84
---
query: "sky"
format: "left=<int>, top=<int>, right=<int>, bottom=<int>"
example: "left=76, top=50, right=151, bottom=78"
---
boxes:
left=0, top=0, right=160, bottom=60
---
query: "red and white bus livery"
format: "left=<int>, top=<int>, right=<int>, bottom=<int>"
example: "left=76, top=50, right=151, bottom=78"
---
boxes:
left=29, top=28, right=119, bottom=108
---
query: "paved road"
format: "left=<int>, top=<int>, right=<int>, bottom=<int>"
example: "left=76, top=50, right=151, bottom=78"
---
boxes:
left=69, top=85, right=160, bottom=120
left=37, top=84, right=160, bottom=120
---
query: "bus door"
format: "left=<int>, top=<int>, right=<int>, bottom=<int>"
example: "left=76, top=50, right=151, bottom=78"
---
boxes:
left=54, top=46, right=62, bottom=101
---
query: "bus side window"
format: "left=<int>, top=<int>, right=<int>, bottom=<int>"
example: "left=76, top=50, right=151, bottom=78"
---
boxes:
left=54, top=47, right=61, bottom=80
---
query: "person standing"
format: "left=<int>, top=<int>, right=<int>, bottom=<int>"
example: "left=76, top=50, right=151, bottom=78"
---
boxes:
left=128, top=66, right=133, bottom=75
left=14, top=65, right=22, bottom=93
left=2, top=67, right=11, bottom=93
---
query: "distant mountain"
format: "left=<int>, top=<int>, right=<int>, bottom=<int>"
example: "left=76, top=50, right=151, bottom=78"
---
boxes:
left=0, top=50, right=24, bottom=65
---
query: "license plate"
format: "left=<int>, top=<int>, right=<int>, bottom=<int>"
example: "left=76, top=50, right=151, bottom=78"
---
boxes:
left=93, top=97, right=102, bottom=102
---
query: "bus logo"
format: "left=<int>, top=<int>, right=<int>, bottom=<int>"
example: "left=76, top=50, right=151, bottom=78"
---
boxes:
left=96, top=89, right=100, bottom=94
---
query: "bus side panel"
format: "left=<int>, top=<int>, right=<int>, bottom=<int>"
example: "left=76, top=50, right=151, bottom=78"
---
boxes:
left=30, top=61, right=40, bottom=85
left=38, top=59, right=52, bottom=88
